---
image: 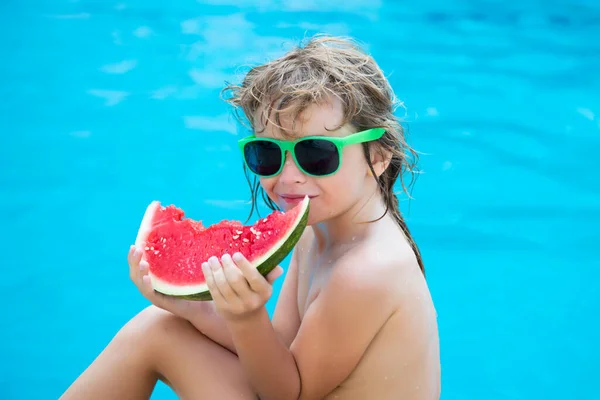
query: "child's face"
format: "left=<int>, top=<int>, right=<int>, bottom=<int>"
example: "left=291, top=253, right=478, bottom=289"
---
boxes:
left=255, top=97, right=376, bottom=226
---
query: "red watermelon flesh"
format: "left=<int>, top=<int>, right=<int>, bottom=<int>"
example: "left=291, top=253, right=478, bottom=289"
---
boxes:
left=134, top=196, right=310, bottom=300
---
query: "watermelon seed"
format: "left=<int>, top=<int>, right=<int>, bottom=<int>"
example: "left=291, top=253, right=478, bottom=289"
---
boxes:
left=243, top=238, right=249, bottom=243
left=233, top=235, right=239, bottom=239
left=236, top=230, right=243, bottom=234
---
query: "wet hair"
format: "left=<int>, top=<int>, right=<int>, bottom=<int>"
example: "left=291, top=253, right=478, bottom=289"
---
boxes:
left=221, top=34, right=425, bottom=276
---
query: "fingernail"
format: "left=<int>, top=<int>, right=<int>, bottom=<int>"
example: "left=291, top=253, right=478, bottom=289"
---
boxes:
left=221, top=253, right=231, bottom=262
left=233, top=252, right=243, bottom=262
left=208, top=257, right=220, bottom=269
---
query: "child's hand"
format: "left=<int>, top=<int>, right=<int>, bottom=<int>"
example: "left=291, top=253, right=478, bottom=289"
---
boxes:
left=201, top=253, right=283, bottom=322
left=127, top=245, right=210, bottom=323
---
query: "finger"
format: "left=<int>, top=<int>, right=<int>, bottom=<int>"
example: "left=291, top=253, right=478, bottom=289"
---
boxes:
left=132, top=246, right=143, bottom=265
left=127, top=244, right=135, bottom=264
left=221, top=253, right=253, bottom=298
left=128, top=245, right=155, bottom=303
left=137, top=260, right=155, bottom=296
left=202, top=261, right=226, bottom=305
left=137, top=260, right=157, bottom=300
left=127, top=245, right=135, bottom=280
left=139, top=262, right=182, bottom=310
left=232, top=252, right=268, bottom=294
left=266, top=265, right=284, bottom=285
left=209, top=256, right=239, bottom=304
left=141, top=273, right=178, bottom=309
left=128, top=246, right=143, bottom=282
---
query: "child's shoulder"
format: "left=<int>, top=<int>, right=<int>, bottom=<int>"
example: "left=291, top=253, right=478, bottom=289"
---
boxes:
left=296, top=224, right=422, bottom=309
left=335, top=234, right=421, bottom=297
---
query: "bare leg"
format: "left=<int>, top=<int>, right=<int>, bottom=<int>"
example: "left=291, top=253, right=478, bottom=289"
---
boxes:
left=61, top=306, right=256, bottom=400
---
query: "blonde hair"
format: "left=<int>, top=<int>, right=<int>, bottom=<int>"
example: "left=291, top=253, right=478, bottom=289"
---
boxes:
left=221, top=34, right=425, bottom=275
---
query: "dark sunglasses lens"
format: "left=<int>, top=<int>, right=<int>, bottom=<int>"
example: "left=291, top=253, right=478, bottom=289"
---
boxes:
left=244, top=141, right=282, bottom=176
left=295, top=139, right=339, bottom=175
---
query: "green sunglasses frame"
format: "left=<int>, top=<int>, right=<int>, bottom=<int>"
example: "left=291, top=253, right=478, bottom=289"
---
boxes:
left=237, top=127, right=386, bottom=177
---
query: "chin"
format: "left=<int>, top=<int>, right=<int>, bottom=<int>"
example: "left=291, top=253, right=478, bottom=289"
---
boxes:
left=306, top=214, right=319, bottom=226
left=305, top=207, right=334, bottom=226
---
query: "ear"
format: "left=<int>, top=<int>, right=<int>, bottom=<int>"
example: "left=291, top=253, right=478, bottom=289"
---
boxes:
left=367, top=144, right=392, bottom=178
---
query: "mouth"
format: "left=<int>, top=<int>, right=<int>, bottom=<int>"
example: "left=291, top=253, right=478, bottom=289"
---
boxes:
left=279, top=194, right=316, bottom=205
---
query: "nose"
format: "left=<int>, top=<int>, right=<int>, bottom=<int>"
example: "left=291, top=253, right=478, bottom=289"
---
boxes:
left=278, top=151, right=306, bottom=184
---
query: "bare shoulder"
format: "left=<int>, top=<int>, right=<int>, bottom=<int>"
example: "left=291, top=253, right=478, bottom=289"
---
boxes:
left=321, top=232, right=439, bottom=399
left=330, top=229, right=438, bottom=340
left=287, top=231, right=419, bottom=399
left=332, top=231, right=425, bottom=305
left=286, top=225, right=439, bottom=399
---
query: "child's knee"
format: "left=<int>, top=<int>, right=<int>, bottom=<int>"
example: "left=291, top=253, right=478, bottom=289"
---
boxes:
left=118, top=306, right=180, bottom=345
left=138, top=305, right=188, bottom=331
left=137, top=305, right=174, bottom=328
left=113, top=306, right=189, bottom=364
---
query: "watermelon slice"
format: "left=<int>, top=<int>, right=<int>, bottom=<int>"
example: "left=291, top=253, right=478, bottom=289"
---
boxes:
left=134, top=196, right=310, bottom=301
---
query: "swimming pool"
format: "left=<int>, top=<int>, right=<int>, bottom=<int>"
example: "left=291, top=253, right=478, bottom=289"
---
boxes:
left=1, top=0, right=598, bottom=398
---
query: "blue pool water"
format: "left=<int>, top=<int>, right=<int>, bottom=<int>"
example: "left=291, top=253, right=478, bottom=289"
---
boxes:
left=1, top=0, right=599, bottom=399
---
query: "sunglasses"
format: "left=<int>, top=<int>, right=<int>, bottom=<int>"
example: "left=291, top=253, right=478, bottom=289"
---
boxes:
left=237, top=127, right=385, bottom=177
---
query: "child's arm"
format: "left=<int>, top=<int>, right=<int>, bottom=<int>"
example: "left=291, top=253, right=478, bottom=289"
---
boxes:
left=186, top=301, right=238, bottom=353
left=228, top=307, right=301, bottom=399
left=271, top=248, right=301, bottom=348
left=222, top=255, right=399, bottom=400
left=195, top=244, right=300, bottom=354
left=285, top=259, right=398, bottom=399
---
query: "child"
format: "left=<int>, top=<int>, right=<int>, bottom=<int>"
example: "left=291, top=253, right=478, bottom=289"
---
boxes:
left=61, top=34, right=440, bottom=400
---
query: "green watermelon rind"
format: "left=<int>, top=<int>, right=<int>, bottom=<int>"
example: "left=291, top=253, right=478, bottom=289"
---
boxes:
left=139, top=196, right=310, bottom=302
